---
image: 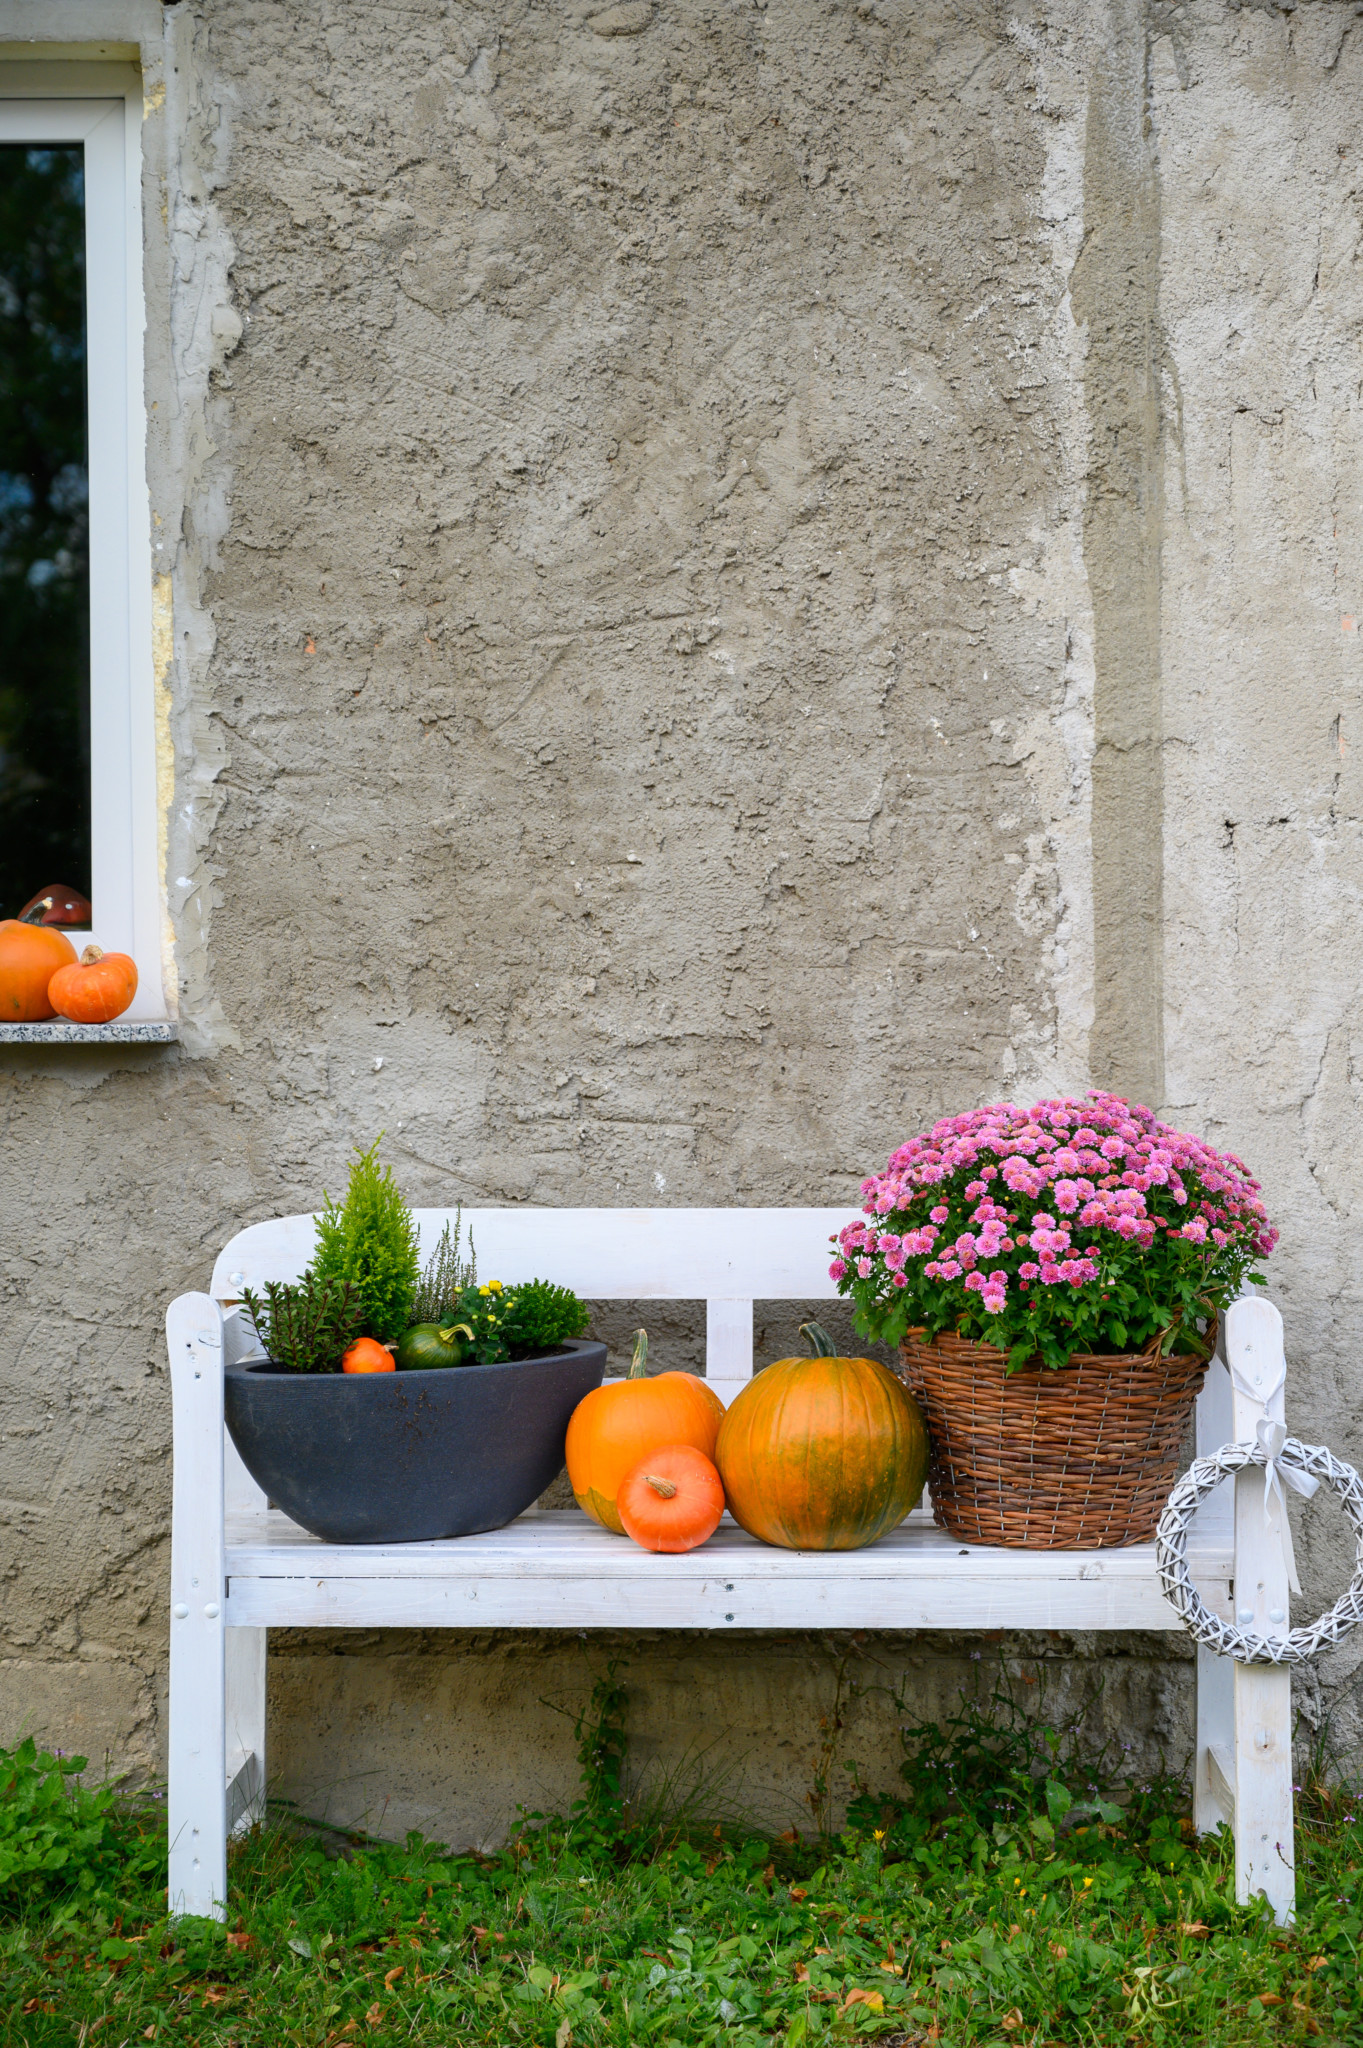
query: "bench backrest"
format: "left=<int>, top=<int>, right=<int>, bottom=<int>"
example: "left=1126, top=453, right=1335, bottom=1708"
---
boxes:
left=212, top=1207, right=859, bottom=1395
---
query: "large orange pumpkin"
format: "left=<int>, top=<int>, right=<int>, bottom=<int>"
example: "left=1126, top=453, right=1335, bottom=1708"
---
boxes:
left=566, top=1329, right=725, bottom=1534
left=715, top=1323, right=928, bottom=1551
left=0, top=919, right=78, bottom=1021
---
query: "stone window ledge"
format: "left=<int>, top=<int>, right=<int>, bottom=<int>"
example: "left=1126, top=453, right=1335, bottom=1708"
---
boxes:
left=0, top=1020, right=178, bottom=1044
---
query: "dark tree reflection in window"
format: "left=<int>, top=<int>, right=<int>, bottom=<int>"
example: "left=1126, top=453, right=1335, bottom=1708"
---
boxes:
left=0, top=145, right=89, bottom=916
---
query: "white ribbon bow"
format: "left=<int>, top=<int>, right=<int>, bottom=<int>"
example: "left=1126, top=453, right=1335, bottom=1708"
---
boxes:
left=1255, top=1415, right=1318, bottom=1598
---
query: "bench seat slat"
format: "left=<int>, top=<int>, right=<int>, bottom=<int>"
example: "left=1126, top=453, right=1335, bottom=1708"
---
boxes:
left=222, top=1508, right=1232, bottom=1633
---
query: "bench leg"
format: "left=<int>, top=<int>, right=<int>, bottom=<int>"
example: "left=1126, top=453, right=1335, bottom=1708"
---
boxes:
left=226, top=1628, right=267, bottom=1835
left=1194, top=1643, right=1235, bottom=1837
left=168, top=1293, right=229, bottom=1920
left=1225, top=1299, right=1296, bottom=1925
left=1233, top=1662, right=1294, bottom=1923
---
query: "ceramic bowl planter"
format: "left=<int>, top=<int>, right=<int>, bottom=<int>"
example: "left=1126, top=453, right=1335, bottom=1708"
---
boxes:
left=224, top=1340, right=607, bottom=1543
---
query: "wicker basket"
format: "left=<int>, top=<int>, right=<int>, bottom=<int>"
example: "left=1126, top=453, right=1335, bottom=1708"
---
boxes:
left=898, top=1326, right=1214, bottom=1550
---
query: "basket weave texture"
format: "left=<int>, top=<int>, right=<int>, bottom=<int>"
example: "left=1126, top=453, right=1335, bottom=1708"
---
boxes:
left=898, top=1326, right=1214, bottom=1550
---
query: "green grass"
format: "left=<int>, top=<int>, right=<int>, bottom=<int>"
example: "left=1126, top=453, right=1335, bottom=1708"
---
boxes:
left=3, top=1679, right=1363, bottom=2048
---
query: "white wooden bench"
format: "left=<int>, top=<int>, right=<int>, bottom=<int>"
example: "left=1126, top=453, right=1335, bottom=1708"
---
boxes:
left=168, top=1208, right=1294, bottom=1924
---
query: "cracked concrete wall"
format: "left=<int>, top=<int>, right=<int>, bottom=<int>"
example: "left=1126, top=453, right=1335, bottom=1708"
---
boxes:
left=2, top=0, right=1362, bottom=1844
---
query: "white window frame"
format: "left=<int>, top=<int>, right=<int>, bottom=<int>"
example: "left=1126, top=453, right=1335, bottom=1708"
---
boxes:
left=0, top=82, right=162, bottom=1018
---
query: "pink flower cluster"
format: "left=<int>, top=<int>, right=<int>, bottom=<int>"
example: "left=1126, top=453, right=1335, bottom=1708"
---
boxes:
left=829, top=1092, right=1276, bottom=1317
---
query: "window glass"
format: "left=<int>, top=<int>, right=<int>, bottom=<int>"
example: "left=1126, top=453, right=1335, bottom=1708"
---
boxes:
left=0, top=142, right=89, bottom=918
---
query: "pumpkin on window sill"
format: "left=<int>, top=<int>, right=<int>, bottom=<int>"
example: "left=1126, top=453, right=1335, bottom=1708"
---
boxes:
left=0, top=919, right=78, bottom=1020
left=47, top=944, right=138, bottom=1024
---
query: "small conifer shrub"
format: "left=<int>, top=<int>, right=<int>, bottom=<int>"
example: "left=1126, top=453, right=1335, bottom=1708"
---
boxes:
left=311, top=1138, right=421, bottom=1344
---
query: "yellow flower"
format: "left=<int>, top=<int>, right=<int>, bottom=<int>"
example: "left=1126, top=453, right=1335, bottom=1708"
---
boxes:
left=873, top=1829, right=886, bottom=1842
left=479, top=1285, right=491, bottom=1297
left=488, top=1279, right=504, bottom=1292
left=1083, top=1878, right=1094, bottom=1888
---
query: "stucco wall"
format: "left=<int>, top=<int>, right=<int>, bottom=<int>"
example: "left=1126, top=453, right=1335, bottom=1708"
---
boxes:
left=2, top=0, right=1362, bottom=1846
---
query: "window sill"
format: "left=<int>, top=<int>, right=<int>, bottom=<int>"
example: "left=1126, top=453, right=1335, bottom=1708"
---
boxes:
left=0, top=1020, right=178, bottom=1044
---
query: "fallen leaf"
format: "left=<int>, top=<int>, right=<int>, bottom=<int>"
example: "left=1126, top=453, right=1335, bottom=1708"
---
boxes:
left=789, top=1885, right=808, bottom=1902
left=555, top=2019, right=573, bottom=2048
left=1179, top=1921, right=1210, bottom=1937
left=1049, top=1941, right=1069, bottom=1959
left=841, top=1989, right=884, bottom=2013
left=879, top=1959, right=899, bottom=1972
left=1256, top=1993, right=1285, bottom=2007
left=793, top=1963, right=810, bottom=1982
left=329, top=2027, right=358, bottom=2043
left=383, top=1965, right=405, bottom=1988
left=22, top=2002, right=56, bottom=2016
left=226, top=1929, right=250, bottom=1951
left=143, top=2030, right=156, bottom=2042
left=201, top=1988, right=229, bottom=2006
left=1001, top=2012, right=1025, bottom=2033
left=365, top=2006, right=384, bottom=2029
left=1306, top=1955, right=1328, bottom=1972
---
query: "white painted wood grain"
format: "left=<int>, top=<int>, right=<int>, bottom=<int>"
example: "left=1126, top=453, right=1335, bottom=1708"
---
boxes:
left=1226, top=1297, right=1295, bottom=1925
left=167, top=1294, right=228, bottom=1921
left=211, top=1209, right=855, bottom=1307
left=221, top=1507, right=1230, bottom=1633
left=225, top=1629, right=266, bottom=1835
left=1194, top=1334, right=1236, bottom=1838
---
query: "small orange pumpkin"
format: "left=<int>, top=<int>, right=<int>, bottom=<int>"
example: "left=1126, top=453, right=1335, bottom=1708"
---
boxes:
left=47, top=944, right=138, bottom=1024
left=0, top=918, right=77, bottom=1021
left=715, top=1322, right=928, bottom=1551
left=565, top=1329, right=726, bottom=1534
left=342, top=1337, right=396, bottom=1374
left=618, top=1443, right=726, bottom=1553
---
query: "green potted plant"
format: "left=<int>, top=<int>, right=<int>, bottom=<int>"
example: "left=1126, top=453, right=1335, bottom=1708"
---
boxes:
left=833, top=1091, right=1276, bottom=1549
left=224, top=1144, right=606, bottom=1543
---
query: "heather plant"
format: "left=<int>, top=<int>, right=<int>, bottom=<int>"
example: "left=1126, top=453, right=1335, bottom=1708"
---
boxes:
left=834, top=1091, right=1277, bottom=1370
left=409, top=1209, right=477, bottom=1325
left=240, top=1274, right=362, bottom=1375
left=311, top=1138, right=421, bottom=1344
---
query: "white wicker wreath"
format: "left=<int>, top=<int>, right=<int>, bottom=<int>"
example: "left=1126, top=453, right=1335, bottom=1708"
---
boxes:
left=1156, top=1437, right=1363, bottom=1665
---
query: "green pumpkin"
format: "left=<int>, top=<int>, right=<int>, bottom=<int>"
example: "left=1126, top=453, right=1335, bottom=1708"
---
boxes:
left=395, top=1321, right=473, bottom=1371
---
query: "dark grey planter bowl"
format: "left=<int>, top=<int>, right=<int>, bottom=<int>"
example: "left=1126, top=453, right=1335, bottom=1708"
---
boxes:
left=223, top=1340, right=607, bottom=1544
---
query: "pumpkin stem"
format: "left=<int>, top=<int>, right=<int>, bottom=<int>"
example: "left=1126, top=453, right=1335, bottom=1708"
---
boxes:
left=799, top=1321, right=838, bottom=1358
left=19, top=896, right=54, bottom=924
left=628, top=1328, right=649, bottom=1379
left=643, top=1474, right=677, bottom=1499
left=79, top=944, right=104, bottom=966
left=439, top=1323, right=475, bottom=1345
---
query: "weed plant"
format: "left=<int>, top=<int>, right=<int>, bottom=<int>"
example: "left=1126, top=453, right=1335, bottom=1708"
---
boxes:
left=4, top=1683, right=1363, bottom=2046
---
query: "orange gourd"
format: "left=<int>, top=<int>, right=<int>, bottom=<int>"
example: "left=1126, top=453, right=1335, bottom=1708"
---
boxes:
left=342, top=1337, right=395, bottom=1374
left=47, top=944, right=138, bottom=1024
left=0, top=918, right=77, bottom=1021
left=565, top=1329, right=726, bottom=1534
left=715, top=1322, right=928, bottom=1552
left=617, top=1443, right=726, bottom=1554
